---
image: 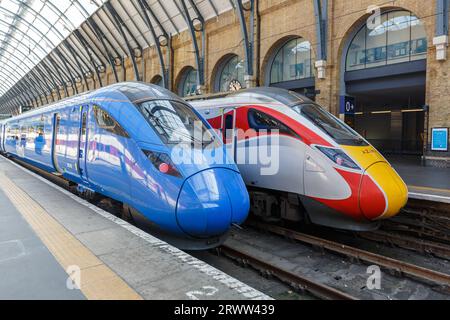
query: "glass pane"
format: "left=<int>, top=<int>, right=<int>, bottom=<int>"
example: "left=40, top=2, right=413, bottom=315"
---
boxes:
left=387, top=11, right=412, bottom=65
left=219, top=56, right=245, bottom=92
left=270, top=38, right=313, bottom=83
left=181, top=69, right=197, bottom=97
left=139, top=100, right=216, bottom=147
left=366, top=13, right=388, bottom=68
left=296, top=40, right=312, bottom=78
left=346, top=27, right=366, bottom=71
left=282, top=39, right=297, bottom=82
left=270, top=49, right=283, bottom=84
left=410, top=15, right=427, bottom=61
left=0, top=0, right=106, bottom=94
left=292, top=103, right=368, bottom=146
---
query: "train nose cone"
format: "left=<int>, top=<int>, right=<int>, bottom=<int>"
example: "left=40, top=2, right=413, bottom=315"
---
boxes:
left=360, top=162, right=408, bottom=220
left=176, top=168, right=250, bottom=238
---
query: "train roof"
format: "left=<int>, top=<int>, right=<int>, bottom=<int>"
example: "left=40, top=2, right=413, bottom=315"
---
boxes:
left=2, top=82, right=184, bottom=122
left=229, top=87, right=313, bottom=105
left=191, top=87, right=314, bottom=109
left=101, top=82, right=184, bottom=104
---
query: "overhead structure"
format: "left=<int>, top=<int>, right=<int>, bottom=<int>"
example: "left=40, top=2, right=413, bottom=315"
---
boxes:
left=0, top=0, right=249, bottom=115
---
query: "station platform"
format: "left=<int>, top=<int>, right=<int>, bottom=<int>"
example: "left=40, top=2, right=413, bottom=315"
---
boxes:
left=0, top=156, right=268, bottom=300
left=390, top=156, right=450, bottom=204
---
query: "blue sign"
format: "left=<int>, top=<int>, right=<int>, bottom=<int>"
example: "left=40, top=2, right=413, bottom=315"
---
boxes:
left=431, top=128, right=449, bottom=151
left=340, top=96, right=356, bottom=115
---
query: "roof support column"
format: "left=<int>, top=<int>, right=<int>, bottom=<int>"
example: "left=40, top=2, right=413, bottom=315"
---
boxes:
left=137, top=0, right=169, bottom=88
left=87, top=18, right=120, bottom=83
left=74, top=30, right=103, bottom=88
left=234, top=0, right=255, bottom=88
left=180, top=0, right=205, bottom=94
left=434, top=0, right=449, bottom=61
left=42, top=61, right=62, bottom=100
left=105, top=2, right=141, bottom=81
left=313, top=0, right=328, bottom=79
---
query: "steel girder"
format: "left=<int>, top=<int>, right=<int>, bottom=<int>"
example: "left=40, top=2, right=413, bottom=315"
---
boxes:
left=74, top=30, right=104, bottom=88
left=1, top=0, right=240, bottom=112
left=436, top=0, right=449, bottom=36
left=313, top=0, right=328, bottom=61
left=179, top=0, right=206, bottom=88
left=234, top=0, right=255, bottom=77
left=87, top=17, right=120, bottom=83
left=0, top=16, right=75, bottom=98
left=0, top=4, right=87, bottom=90
left=137, top=0, right=170, bottom=88
left=104, top=2, right=142, bottom=81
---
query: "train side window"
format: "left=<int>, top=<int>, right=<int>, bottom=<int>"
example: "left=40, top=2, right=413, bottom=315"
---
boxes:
left=225, top=114, right=234, bottom=130
left=248, top=109, right=300, bottom=139
left=93, top=105, right=129, bottom=138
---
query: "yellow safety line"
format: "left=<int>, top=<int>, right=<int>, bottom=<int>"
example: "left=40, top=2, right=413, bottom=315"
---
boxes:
left=408, top=185, right=450, bottom=195
left=0, top=173, right=143, bottom=300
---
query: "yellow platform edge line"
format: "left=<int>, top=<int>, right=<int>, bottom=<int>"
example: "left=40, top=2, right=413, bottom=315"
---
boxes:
left=408, top=185, right=450, bottom=195
left=0, top=173, right=143, bottom=301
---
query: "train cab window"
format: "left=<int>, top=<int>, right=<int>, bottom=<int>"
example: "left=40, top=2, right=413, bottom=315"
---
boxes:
left=248, top=109, right=299, bottom=139
left=93, top=105, right=129, bottom=138
left=292, top=103, right=368, bottom=146
left=138, top=100, right=218, bottom=148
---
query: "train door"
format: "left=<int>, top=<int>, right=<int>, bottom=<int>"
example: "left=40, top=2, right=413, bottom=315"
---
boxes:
left=0, top=124, right=4, bottom=152
left=221, top=108, right=237, bottom=162
left=78, top=106, right=89, bottom=182
left=2, top=124, right=6, bottom=152
left=52, top=113, right=62, bottom=173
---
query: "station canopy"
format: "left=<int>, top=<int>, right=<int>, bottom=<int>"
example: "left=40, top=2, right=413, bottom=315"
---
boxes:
left=0, top=0, right=240, bottom=114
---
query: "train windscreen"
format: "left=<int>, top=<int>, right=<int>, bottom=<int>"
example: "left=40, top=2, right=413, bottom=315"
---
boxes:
left=138, top=100, right=218, bottom=148
left=292, top=103, right=368, bottom=146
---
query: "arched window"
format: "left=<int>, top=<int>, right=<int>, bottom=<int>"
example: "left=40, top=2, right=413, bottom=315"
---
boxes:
left=346, top=10, right=427, bottom=71
left=216, top=55, right=246, bottom=92
left=270, top=38, right=313, bottom=85
left=178, top=67, right=198, bottom=97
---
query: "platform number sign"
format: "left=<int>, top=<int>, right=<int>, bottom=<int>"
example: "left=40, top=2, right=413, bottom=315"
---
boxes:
left=431, top=128, right=449, bottom=152
left=340, top=96, right=356, bottom=115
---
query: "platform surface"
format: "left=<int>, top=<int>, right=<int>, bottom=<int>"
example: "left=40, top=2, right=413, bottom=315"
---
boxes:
left=0, top=156, right=268, bottom=300
left=390, top=156, right=450, bottom=203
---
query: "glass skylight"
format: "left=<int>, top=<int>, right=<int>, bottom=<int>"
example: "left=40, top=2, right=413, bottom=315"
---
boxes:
left=0, top=0, right=106, bottom=95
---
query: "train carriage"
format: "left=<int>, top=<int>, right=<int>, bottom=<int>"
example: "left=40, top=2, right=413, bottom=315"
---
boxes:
left=191, top=87, right=409, bottom=231
left=0, top=82, right=250, bottom=249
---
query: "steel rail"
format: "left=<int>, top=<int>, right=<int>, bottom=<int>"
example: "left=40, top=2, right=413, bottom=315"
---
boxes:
left=360, top=230, right=450, bottom=260
left=247, top=221, right=450, bottom=290
left=220, top=244, right=358, bottom=300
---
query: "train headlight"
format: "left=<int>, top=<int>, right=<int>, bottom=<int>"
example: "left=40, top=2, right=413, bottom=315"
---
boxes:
left=316, top=146, right=360, bottom=170
left=143, top=150, right=182, bottom=178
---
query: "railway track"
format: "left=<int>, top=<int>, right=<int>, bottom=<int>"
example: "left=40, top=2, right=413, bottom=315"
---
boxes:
left=219, top=244, right=358, bottom=300
left=7, top=155, right=450, bottom=299
left=246, top=220, right=450, bottom=293
left=356, top=198, right=450, bottom=259
left=382, top=200, right=450, bottom=245
left=360, top=230, right=450, bottom=260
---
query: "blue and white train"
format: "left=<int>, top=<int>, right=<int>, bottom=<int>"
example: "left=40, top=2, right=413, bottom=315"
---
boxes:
left=0, top=82, right=250, bottom=249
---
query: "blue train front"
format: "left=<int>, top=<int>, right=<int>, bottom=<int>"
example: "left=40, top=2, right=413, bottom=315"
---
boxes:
left=0, top=83, right=250, bottom=249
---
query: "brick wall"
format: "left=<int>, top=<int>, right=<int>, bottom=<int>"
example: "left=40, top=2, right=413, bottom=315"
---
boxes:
left=41, top=0, right=450, bottom=164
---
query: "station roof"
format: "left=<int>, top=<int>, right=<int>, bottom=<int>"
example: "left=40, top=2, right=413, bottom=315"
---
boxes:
left=0, top=0, right=239, bottom=114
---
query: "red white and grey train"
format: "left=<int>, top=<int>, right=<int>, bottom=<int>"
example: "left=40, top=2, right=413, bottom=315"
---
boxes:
left=191, top=87, right=409, bottom=231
